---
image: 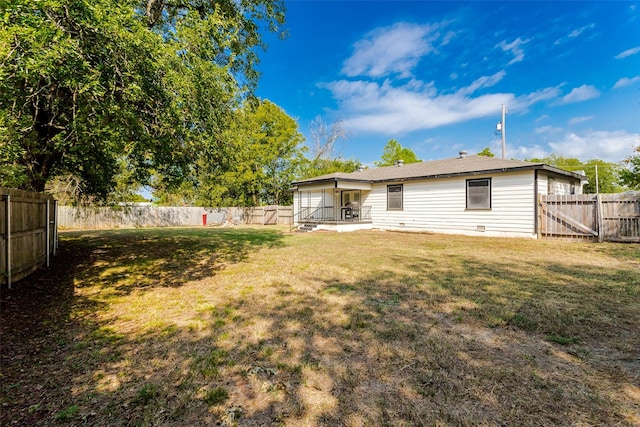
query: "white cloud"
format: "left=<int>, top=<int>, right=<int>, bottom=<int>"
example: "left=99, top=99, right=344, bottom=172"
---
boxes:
left=323, top=77, right=560, bottom=135
left=496, top=37, right=529, bottom=65
left=511, top=144, right=549, bottom=160
left=614, top=46, right=640, bottom=59
left=456, top=71, right=506, bottom=96
left=613, top=75, right=640, bottom=89
left=513, top=86, right=562, bottom=109
left=548, top=130, right=637, bottom=162
left=536, top=126, right=563, bottom=134
left=341, top=22, right=443, bottom=78
left=554, top=23, right=596, bottom=45
left=568, top=115, right=594, bottom=125
left=557, top=84, right=600, bottom=105
left=569, top=23, right=595, bottom=38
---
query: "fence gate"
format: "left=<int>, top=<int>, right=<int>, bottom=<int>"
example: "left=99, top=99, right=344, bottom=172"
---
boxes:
left=263, top=205, right=278, bottom=225
left=539, top=193, right=640, bottom=242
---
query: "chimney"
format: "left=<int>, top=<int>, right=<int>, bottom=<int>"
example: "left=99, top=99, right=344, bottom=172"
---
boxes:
left=357, top=166, right=364, bottom=172
left=459, top=150, right=467, bottom=158
left=395, top=159, right=404, bottom=167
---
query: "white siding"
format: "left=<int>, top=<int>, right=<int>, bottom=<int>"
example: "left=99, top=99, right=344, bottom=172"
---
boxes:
left=297, top=190, right=331, bottom=209
left=293, top=189, right=336, bottom=222
left=537, top=172, right=582, bottom=196
left=368, top=171, right=538, bottom=238
left=537, top=174, right=548, bottom=196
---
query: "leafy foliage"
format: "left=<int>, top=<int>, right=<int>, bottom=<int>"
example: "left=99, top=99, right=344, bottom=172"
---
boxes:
left=374, top=139, right=421, bottom=167
left=526, top=155, right=622, bottom=194
left=0, top=0, right=286, bottom=202
left=477, top=147, right=496, bottom=157
left=298, top=157, right=362, bottom=180
left=619, top=145, right=640, bottom=190
left=168, top=99, right=306, bottom=207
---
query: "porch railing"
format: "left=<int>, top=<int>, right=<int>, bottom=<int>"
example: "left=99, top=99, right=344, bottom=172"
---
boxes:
left=292, top=205, right=372, bottom=228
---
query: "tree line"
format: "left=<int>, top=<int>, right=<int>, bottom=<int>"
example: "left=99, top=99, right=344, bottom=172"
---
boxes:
left=1, top=1, right=638, bottom=207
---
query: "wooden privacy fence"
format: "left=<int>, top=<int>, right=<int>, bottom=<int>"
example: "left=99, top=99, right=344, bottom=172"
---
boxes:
left=58, top=205, right=293, bottom=229
left=539, top=193, right=640, bottom=242
left=245, top=205, right=293, bottom=226
left=1, top=187, right=58, bottom=288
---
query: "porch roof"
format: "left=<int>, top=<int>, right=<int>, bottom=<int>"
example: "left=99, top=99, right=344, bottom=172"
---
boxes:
left=291, top=179, right=372, bottom=191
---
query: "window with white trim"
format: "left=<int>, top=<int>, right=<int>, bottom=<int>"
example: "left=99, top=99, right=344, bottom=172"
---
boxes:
left=466, top=178, right=491, bottom=210
left=387, top=184, right=403, bottom=210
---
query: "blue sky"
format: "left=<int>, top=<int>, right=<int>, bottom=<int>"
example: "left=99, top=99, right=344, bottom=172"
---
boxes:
left=255, top=1, right=640, bottom=166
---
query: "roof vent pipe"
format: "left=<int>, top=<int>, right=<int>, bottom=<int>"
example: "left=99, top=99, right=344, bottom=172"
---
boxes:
left=459, top=150, right=468, bottom=158
left=396, top=159, right=404, bottom=166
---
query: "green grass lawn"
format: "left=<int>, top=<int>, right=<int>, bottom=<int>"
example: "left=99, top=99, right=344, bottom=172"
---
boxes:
left=1, top=226, right=639, bottom=426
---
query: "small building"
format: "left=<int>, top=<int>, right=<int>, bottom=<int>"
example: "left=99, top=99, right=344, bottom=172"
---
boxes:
left=290, top=153, right=587, bottom=238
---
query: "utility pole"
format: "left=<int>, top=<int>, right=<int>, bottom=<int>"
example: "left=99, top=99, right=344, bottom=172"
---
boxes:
left=495, top=104, right=507, bottom=159
left=500, top=104, right=506, bottom=159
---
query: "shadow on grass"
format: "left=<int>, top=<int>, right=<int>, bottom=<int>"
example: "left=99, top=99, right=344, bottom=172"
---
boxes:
left=0, top=226, right=287, bottom=426
left=234, top=258, right=639, bottom=425
left=0, top=238, right=107, bottom=426
left=65, top=227, right=286, bottom=295
left=2, top=230, right=639, bottom=425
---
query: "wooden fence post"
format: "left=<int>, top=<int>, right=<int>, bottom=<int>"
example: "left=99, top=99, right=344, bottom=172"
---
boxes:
left=53, top=200, right=58, bottom=256
left=5, top=194, right=11, bottom=289
left=596, top=194, right=604, bottom=243
left=46, top=199, right=50, bottom=268
left=537, top=194, right=542, bottom=239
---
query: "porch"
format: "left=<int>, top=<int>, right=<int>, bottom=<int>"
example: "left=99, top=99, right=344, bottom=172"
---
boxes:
left=292, top=186, right=373, bottom=232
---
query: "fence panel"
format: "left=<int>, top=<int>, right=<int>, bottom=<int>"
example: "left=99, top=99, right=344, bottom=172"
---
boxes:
left=601, top=193, right=640, bottom=242
left=58, top=205, right=293, bottom=229
left=539, top=193, right=640, bottom=242
left=1, top=187, right=57, bottom=287
left=278, top=206, right=293, bottom=226
left=58, top=206, right=205, bottom=229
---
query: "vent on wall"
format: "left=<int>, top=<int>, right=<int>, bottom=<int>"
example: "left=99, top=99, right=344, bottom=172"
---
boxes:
left=476, top=225, right=486, bottom=232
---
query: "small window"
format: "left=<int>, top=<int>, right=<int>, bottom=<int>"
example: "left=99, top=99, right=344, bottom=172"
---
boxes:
left=466, top=179, right=491, bottom=210
left=547, top=177, right=555, bottom=195
left=387, top=184, right=403, bottom=210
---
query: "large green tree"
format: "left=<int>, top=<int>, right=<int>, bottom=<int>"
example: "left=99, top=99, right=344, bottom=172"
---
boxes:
left=0, top=0, right=285, bottom=201
left=374, top=139, right=421, bottom=167
left=619, top=145, right=640, bottom=190
left=180, top=99, right=305, bottom=207
left=526, top=155, right=622, bottom=194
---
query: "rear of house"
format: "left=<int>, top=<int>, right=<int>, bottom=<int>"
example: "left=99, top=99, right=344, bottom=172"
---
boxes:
left=291, top=154, right=586, bottom=238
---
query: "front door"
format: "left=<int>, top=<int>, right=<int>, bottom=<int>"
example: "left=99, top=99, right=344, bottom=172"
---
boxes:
left=341, top=190, right=360, bottom=206
left=341, top=190, right=361, bottom=220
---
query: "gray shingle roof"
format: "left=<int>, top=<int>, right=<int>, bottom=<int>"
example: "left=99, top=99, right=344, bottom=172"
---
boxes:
left=293, top=155, right=584, bottom=185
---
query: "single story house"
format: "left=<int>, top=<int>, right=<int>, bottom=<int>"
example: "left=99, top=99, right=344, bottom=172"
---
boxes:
left=290, top=152, right=587, bottom=238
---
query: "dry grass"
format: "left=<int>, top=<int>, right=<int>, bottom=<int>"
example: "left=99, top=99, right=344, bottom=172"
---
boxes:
left=1, top=226, right=639, bottom=426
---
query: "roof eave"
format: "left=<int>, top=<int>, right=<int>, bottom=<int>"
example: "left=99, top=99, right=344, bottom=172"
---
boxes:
left=373, top=164, right=544, bottom=183
left=292, top=177, right=374, bottom=186
left=292, top=163, right=583, bottom=187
